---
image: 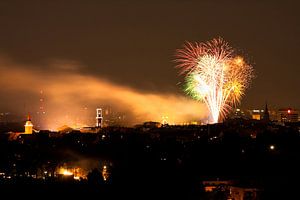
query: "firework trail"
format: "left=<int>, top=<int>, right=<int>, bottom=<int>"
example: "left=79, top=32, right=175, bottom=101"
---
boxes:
left=176, top=38, right=254, bottom=123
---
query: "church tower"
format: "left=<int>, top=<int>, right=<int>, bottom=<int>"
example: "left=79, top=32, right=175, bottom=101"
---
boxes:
left=24, top=115, right=33, bottom=134
left=262, top=102, right=270, bottom=122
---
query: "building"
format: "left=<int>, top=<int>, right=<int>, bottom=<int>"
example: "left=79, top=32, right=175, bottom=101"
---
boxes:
left=203, top=180, right=233, bottom=192
left=96, top=108, right=103, bottom=128
left=24, top=115, right=33, bottom=134
left=232, top=108, right=248, bottom=119
left=202, top=180, right=261, bottom=200
left=262, top=103, right=270, bottom=122
left=251, top=109, right=262, bottom=120
left=249, top=103, right=277, bottom=121
left=278, top=108, right=299, bottom=123
left=79, top=126, right=99, bottom=133
left=229, top=186, right=260, bottom=200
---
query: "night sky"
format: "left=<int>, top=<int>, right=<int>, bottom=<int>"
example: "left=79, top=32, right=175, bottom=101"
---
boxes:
left=0, top=0, right=299, bottom=126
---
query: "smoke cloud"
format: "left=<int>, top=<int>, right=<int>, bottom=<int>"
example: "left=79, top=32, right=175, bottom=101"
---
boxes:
left=0, top=57, right=207, bottom=130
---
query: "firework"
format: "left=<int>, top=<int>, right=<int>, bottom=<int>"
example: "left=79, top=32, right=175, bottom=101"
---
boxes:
left=176, top=38, right=254, bottom=123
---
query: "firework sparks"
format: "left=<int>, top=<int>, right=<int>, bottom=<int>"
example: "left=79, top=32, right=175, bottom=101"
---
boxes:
left=176, top=38, right=254, bottom=123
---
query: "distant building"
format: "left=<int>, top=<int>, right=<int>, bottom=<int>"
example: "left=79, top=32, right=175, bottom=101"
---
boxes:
left=135, top=121, right=162, bottom=131
left=57, top=125, right=73, bottom=134
left=232, top=108, right=248, bottom=119
left=202, top=180, right=261, bottom=200
left=249, top=103, right=277, bottom=121
left=203, top=180, right=233, bottom=192
left=79, top=126, right=99, bottom=133
left=251, top=109, right=262, bottom=120
left=96, top=108, right=103, bottom=128
left=143, top=121, right=161, bottom=128
left=229, top=186, right=260, bottom=200
left=262, top=103, right=270, bottom=122
left=278, top=108, right=299, bottom=123
left=24, top=115, right=33, bottom=134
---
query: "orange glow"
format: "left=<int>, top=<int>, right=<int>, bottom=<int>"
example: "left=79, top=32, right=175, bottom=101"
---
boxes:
left=62, top=170, right=73, bottom=176
left=288, top=109, right=291, bottom=114
left=252, top=114, right=261, bottom=120
left=205, top=186, right=216, bottom=192
left=57, top=166, right=87, bottom=180
left=58, top=167, right=73, bottom=176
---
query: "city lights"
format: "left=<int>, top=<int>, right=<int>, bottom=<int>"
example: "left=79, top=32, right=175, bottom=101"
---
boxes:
left=102, top=165, right=110, bottom=181
left=0, top=1, right=298, bottom=198
left=58, top=167, right=73, bottom=176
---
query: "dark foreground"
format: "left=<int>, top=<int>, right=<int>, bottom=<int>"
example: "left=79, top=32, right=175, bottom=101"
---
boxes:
left=1, top=121, right=300, bottom=199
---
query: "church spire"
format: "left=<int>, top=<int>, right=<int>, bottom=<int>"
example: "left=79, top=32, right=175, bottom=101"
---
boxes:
left=263, top=102, right=270, bottom=122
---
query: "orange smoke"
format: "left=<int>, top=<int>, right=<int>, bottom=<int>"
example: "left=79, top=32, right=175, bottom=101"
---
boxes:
left=0, top=58, right=208, bottom=129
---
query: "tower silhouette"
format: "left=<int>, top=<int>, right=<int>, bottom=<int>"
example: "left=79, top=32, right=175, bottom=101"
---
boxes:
left=263, top=102, right=270, bottom=122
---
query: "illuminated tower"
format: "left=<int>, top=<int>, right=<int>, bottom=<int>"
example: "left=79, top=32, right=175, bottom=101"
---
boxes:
left=24, top=115, right=33, bottom=134
left=96, top=108, right=103, bottom=127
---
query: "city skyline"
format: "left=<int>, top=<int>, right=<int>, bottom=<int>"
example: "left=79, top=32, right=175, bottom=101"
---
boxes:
left=0, top=1, right=299, bottom=118
left=0, top=1, right=299, bottom=128
left=0, top=1, right=299, bottom=198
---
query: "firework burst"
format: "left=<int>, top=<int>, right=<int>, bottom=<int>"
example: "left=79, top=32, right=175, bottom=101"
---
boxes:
left=176, top=38, right=254, bottom=123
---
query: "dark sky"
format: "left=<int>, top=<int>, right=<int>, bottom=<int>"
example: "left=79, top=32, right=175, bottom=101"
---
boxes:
left=0, top=0, right=299, bottom=110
